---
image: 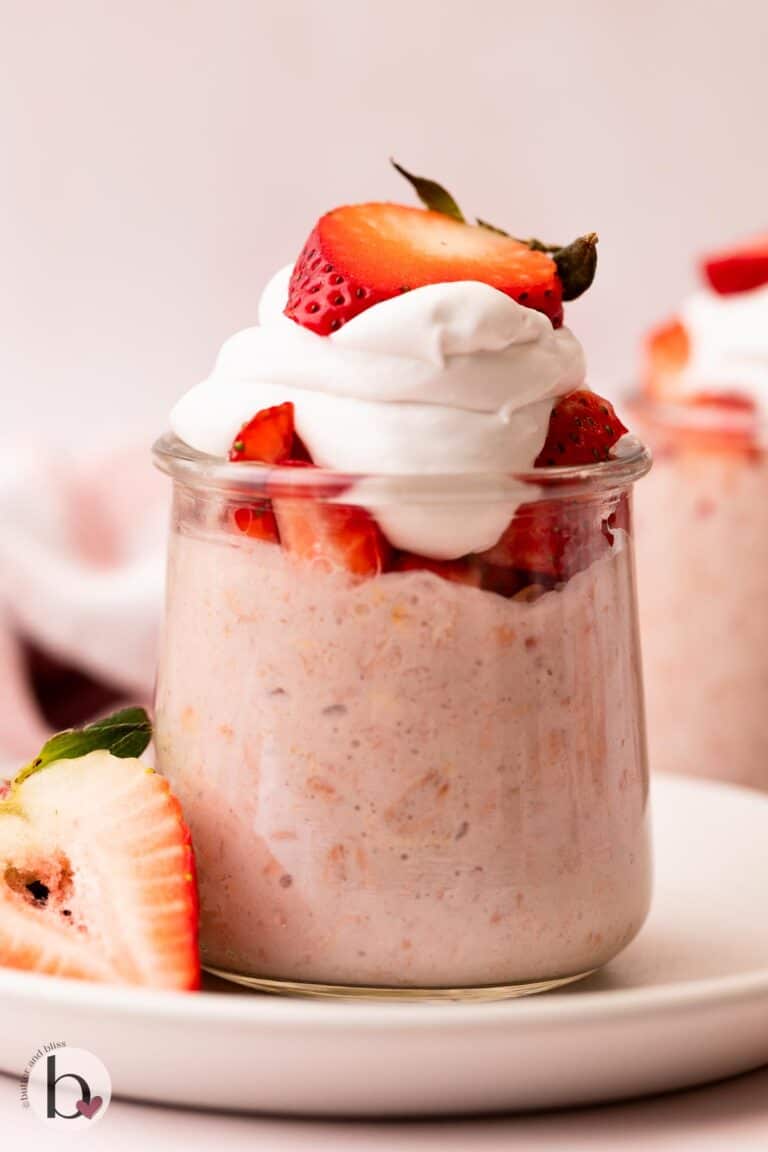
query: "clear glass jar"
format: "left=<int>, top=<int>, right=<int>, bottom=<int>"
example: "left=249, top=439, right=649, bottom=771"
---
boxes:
left=632, top=396, right=768, bottom=790
left=153, top=434, right=652, bottom=999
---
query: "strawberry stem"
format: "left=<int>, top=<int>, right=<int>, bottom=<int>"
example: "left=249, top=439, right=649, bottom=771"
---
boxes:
left=554, top=233, right=599, bottom=300
left=393, top=162, right=598, bottom=301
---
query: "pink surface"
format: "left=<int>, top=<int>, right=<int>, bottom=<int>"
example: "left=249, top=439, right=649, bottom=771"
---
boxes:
left=2, top=1068, right=767, bottom=1149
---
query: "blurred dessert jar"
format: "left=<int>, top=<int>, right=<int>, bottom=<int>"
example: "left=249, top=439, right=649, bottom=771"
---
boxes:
left=633, top=235, right=768, bottom=790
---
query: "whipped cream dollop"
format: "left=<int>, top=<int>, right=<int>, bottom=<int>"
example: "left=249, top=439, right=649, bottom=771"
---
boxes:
left=678, top=283, right=768, bottom=406
left=171, top=267, right=586, bottom=558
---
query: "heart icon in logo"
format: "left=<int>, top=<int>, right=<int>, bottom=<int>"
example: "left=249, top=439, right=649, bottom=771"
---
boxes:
left=76, top=1096, right=103, bottom=1119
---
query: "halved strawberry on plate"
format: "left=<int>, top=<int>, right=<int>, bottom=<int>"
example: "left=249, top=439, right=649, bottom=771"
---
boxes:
left=0, top=709, right=200, bottom=990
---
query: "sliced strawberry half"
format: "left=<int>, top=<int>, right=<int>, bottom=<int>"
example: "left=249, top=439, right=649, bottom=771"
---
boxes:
left=0, top=733, right=199, bottom=990
left=701, top=235, right=768, bottom=296
left=284, top=203, right=564, bottom=335
left=535, top=389, right=628, bottom=467
left=273, top=496, right=390, bottom=577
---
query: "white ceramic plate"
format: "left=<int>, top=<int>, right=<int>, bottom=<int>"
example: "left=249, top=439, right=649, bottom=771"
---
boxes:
left=1, top=774, right=767, bottom=1117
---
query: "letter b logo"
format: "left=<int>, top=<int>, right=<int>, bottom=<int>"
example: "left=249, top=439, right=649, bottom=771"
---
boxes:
left=29, top=1046, right=111, bottom=1128
left=47, top=1053, right=91, bottom=1117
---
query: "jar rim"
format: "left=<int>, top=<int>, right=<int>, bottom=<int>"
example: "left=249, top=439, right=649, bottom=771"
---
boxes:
left=153, top=433, right=652, bottom=502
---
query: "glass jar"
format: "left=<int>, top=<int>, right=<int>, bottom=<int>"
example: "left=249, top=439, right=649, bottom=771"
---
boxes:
left=153, top=434, right=652, bottom=999
left=632, top=397, right=768, bottom=790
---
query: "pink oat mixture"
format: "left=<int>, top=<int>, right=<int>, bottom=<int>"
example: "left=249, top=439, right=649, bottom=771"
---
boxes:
left=156, top=526, right=651, bottom=988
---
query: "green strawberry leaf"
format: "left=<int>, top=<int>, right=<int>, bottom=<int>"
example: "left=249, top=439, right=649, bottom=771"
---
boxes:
left=391, top=160, right=465, bottom=222
left=14, top=707, right=152, bottom=786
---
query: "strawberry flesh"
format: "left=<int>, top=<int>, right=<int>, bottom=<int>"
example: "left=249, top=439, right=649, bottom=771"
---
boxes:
left=535, top=390, right=627, bottom=467
left=229, top=403, right=309, bottom=544
left=232, top=504, right=280, bottom=543
left=0, top=750, right=199, bottom=989
left=285, top=203, right=563, bottom=336
left=273, top=497, right=390, bottom=577
left=480, top=499, right=612, bottom=584
left=229, top=402, right=296, bottom=463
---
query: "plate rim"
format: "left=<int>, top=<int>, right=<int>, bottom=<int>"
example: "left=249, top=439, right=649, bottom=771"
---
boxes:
left=2, top=773, right=767, bottom=1032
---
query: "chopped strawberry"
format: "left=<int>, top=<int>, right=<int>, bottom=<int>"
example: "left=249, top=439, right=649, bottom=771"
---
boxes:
left=643, top=318, right=690, bottom=401
left=535, top=390, right=628, bottom=467
left=229, top=404, right=315, bottom=544
left=229, top=402, right=296, bottom=463
left=0, top=731, right=199, bottom=990
left=273, top=497, right=390, bottom=577
left=393, top=551, right=481, bottom=586
left=232, top=503, right=280, bottom=543
left=643, top=321, right=757, bottom=418
left=701, top=235, right=768, bottom=296
left=285, top=203, right=564, bottom=335
left=480, top=499, right=611, bottom=583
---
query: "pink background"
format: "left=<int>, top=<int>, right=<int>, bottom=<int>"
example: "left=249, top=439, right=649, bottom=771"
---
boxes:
left=2, top=0, right=767, bottom=449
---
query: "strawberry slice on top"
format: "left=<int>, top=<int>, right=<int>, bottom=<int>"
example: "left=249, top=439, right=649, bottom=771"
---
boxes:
left=285, top=204, right=565, bottom=334
left=284, top=160, right=598, bottom=336
left=701, top=235, right=768, bottom=296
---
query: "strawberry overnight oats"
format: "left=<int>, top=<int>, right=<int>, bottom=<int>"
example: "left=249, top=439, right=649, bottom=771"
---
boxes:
left=154, top=164, right=652, bottom=997
left=635, top=236, right=768, bottom=791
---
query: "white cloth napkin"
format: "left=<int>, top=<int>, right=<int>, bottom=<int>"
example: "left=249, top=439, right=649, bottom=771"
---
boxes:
left=0, top=445, right=166, bottom=769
